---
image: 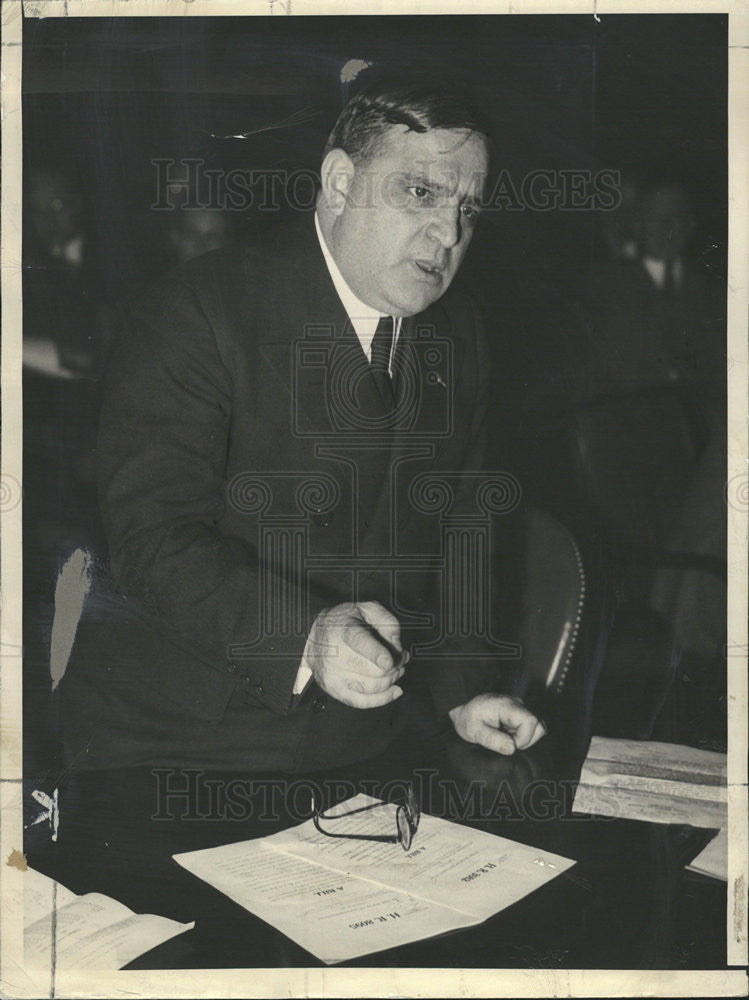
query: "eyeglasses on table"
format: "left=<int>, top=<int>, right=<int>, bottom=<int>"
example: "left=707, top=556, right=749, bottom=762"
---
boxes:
left=312, top=784, right=420, bottom=852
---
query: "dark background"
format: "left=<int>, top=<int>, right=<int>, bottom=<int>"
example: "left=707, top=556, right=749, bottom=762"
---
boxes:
left=23, top=14, right=727, bottom=298
left=22, top=13, right=728, bottom=775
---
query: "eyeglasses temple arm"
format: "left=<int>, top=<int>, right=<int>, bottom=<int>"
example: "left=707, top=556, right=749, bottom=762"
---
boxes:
left=314, top=828, right=398, bottom=844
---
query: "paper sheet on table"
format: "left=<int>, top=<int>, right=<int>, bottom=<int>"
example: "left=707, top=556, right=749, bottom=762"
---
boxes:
left=572, top=736, right=726, bottom=828
left=686, top=829, right=727, bottom=881
left=174, top=794, right=576, bottom=965
left=23, top=868, right=194, bottom=970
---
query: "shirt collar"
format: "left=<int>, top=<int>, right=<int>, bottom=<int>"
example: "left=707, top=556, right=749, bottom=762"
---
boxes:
left=642, top=256, right=683, bottom=290
left=314, top=211, right=400, bottom=361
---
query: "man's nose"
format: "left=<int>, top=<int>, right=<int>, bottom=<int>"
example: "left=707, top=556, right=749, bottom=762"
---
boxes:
left=427, top=204, right=461, bottom=249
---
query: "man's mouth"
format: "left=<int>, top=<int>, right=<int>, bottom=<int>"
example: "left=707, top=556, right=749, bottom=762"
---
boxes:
left=412, top=260, right=445, bottom=280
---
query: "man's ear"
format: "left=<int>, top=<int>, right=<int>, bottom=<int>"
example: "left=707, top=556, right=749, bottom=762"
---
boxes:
left=320, top=148, right=355, bottom=217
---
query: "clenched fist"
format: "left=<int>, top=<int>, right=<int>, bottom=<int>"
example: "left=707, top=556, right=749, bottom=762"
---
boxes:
left=305, top=601, right=408, bottom=709
left=449, top=693, right=547, bottom=755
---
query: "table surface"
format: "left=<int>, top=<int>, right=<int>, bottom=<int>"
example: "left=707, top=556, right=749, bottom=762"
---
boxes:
left=25, top=725, right=726, bottom=970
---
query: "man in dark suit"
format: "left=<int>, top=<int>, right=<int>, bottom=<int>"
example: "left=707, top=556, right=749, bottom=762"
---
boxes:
left=584, top=181, right=724, bottom=410
left=59, top=77, right=545, bottom=776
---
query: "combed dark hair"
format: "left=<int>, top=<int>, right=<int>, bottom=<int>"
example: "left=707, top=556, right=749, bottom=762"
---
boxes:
left=322, top=74, right=491, bottom=166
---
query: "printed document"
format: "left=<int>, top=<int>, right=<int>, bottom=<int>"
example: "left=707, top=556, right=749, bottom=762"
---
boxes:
left=23, top=868, right=194, bottom=970
left=572, top=736, right=726, bottom=828
left=174, top=794, right=575, bottom=964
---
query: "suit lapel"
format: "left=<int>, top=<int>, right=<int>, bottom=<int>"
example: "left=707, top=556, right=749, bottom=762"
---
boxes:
left=255, top=214, right=395, bottom=437
left=251, top=216, right=395, bottom=550
left=396, top=305, right=465, bottom=436
left=246, top=215, right=469, bottom=572
left=359, top=299, right=467, bottom=570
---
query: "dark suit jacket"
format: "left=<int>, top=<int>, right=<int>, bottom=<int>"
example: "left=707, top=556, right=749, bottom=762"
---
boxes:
left=584, top=259, right=725, bottom=408
left=59, top=213, right=498, bottom=772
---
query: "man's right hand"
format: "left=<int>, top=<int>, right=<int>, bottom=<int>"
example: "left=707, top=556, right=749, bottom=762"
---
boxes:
left=305, top=602, right=407, bottom=709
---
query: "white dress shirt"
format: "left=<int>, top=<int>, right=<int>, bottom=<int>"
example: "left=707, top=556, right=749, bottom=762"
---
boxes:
left=292, top=214, right=402, bottom=695
left=314, top=211, right=402, bottom=373
left=643, top=255, right=683, bottom=292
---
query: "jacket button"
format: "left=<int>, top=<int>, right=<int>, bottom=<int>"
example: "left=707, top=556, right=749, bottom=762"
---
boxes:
left=312, top=696, right=327, bottom=713
left=227, top=663, right=238, bottom=675
left=255, top=685, right=264, bottom=697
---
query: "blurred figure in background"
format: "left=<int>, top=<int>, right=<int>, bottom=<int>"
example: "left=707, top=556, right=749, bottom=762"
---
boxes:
left=28, top=166, right=86, bottom=265
left=24, top=166, right=98, bottom=377
left=166, top=207, right=233, bottom=264
left=23, top=166, right=106, bottom=774
left=23, top=165, right=103, bottom=550
left=580, top=177, right=726, bottom=747
left=598, top=171, right=639, bottom=262
left=158, top=160, right=234, bottom=267
left=584, top=178, right=724, bottom=423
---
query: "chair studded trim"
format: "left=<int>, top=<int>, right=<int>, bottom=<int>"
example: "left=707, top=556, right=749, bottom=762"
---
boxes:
left=518, top=507, right=588, bottom=701
left=550, top=534, right=586, bottom=695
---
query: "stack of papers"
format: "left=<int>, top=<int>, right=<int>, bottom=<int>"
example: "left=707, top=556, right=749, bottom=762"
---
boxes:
left=174, top=794, right=576, bottom=965
left=24, top=868, right=194, bottom=970
left=572, top=736, right=727, bottom=828
left=686, top=829, right=728, bottom=881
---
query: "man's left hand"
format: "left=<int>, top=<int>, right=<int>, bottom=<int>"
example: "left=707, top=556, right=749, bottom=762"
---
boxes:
left=449, top=693, right=547, bottom=755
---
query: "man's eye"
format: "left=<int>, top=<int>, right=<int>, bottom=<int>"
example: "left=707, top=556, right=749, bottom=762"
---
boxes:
left=460, top=203, right=479, bottom=223
left=408, top=185, right=432, bottom=201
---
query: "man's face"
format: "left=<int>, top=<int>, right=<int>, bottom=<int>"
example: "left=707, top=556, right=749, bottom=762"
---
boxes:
left=331, top=126, right=489, bottom=316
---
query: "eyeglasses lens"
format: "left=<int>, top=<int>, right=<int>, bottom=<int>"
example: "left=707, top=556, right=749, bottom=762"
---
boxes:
left=396, top=805, right=413, bottom=851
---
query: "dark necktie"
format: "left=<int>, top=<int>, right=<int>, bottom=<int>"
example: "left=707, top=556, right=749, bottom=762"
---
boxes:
left=370, top=315, right=395, bottom=407
left=662, top=260, right=676, bottom=298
